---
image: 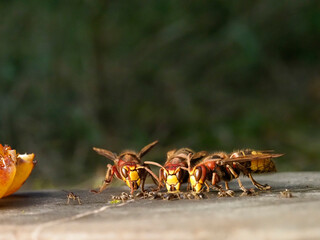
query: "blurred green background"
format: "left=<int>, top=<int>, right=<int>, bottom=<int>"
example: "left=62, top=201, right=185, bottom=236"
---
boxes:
left=1, top=1, right=319, bottom=189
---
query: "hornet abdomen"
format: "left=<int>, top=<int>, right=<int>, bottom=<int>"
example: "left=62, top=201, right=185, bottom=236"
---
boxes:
left=249, top=158, right=276, bottom=173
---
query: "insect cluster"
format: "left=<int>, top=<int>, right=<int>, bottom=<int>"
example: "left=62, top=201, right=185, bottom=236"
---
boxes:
left=0, top=140, right=283, bottom=201
left=92, top=141, right=283, bottom=200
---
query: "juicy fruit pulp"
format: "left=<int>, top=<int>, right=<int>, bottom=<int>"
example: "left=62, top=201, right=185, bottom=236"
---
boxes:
left=0, top=144, right=35, bottom=198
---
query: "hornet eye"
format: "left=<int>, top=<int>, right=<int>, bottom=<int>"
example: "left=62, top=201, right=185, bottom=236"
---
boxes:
left=163, top=170, right=168, bottom=180
left=195, top=167, right=202, bottom=181
left=121, top=167, right=128, bottom=178
left=176, top=169, right=183, bottom=181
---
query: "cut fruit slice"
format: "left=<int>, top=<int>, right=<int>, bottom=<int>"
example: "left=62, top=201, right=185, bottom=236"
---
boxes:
left=3, top=153, right=36, bottom=197
left=0, top=154, right=17, bottom=198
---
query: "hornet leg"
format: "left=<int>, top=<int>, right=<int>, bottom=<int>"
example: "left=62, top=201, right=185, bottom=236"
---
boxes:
left=91, top=164, right=114, bottom=194
left=204, top=181, right=210, bottom=192
left=140, top=169, right=148, bottom=193
left=234, top=163, right=271, bottom=190
left=248, top=172, right=271, bottom=190
left=237, top=178, right=248, bottom=192
left=212, top=173, right=234, bottom=197
left=226, top=164, right=239, bottom=178
left=226, top=164, right=246, bottom=192
left=225, top=181, right=229, bottom=190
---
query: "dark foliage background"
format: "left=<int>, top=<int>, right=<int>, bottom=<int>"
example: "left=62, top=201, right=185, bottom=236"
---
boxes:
left=1, top=1, right=319, bottom=188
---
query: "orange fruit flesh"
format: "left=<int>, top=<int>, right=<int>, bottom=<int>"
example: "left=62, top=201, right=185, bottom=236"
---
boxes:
left=0, top=158, right=16, bottom=198
left=3, top=153, right=36, bottom=197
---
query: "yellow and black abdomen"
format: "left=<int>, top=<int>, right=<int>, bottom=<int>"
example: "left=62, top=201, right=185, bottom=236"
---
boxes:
left=249, top=158, right=276, bottom=173
left=235, top=150, right=278, bottom=174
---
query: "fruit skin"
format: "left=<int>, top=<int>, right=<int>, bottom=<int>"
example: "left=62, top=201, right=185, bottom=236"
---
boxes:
left=0, top=144, right=36, bottom=198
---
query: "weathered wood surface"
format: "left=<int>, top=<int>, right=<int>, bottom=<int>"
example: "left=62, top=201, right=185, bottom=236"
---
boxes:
left=1, top=172, right=320, bottom=240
